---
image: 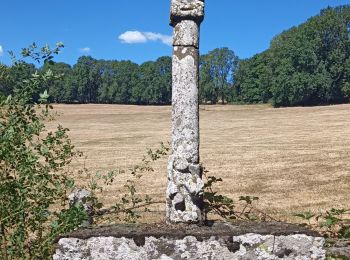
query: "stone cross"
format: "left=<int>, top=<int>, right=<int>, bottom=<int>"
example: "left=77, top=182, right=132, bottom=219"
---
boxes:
left=166, top=0, right=205, bottom=223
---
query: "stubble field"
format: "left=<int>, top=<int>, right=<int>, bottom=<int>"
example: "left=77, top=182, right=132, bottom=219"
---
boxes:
left=47, top=104, right=350, bottom=222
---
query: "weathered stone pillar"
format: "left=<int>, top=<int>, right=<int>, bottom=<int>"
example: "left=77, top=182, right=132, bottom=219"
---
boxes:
left=166, top=0, right=205, bottom=223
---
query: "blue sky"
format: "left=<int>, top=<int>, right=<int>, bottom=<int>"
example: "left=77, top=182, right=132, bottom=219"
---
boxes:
left=0, top=0, right=349, bottom=65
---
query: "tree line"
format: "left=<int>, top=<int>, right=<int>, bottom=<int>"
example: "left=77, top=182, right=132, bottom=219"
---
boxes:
left=0, top=48, right=238, bottom=105
left=235, top=5, right=350, bottom=107
left=0, top=56, right=172, bottom=105
left=0, top=5, right=349, bottom=107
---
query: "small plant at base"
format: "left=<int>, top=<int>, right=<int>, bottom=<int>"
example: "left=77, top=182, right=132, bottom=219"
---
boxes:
left=295, top=208, right=350, bottom=238
left=294, top=211, right=315, bottom=225
left=203, top=167, right=276, bottom=222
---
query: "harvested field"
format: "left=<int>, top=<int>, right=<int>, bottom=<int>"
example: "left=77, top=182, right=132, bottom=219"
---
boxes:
left=47, top=104, right=350, bottom=222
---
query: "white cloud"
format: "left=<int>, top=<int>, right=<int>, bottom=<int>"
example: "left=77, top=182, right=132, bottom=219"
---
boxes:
left=118, top=31, right=172, bottom=46
left=144, top=32, right=172, bottom=46
left=79, top=47, right=91, bottom=53
left=119, top=31, right=147, bottom=44
left=0, top=45, right=3, bottom=56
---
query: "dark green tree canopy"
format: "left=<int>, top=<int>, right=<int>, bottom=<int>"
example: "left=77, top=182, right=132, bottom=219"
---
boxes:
left=200, top=47, right=239, bottom=104
left=235, top=5, right=350, bottom=107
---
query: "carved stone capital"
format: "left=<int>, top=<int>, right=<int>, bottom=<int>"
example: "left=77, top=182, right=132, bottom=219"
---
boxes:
left=170, top=0, right=205, bottom=27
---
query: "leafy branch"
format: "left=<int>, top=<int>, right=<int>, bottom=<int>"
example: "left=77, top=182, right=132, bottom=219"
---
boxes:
left=83, top=142, right=170, bottom=223
left=295, top=208, right=350, bottom=238
left=203, top=167, right=277, bottom=222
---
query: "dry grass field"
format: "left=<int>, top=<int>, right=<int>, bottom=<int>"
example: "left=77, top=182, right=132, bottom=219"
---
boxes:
left=47, top=104, right=350, bottom=222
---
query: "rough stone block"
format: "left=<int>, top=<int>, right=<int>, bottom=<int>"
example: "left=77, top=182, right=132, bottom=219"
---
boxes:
left=173, top=20, right=199, bottom=47
left=54, top=221, right=327, bottom=259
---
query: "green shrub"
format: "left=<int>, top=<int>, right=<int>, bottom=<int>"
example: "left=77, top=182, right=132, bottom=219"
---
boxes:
left=0, top=43, right=88, bottom=259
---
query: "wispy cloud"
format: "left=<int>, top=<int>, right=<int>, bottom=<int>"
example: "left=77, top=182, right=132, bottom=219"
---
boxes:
left=118, top=31, right=172, bottom=46
left=0, top=45, right=3, bottom=56
left=79, top=47, right=91, bottom=53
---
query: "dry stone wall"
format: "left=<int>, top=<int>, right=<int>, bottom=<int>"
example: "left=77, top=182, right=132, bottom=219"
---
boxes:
left=53, top=222, right=329, bottom=260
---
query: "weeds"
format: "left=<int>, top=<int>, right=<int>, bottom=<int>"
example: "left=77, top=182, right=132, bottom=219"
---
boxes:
left=295, top=209, right=350, bottom=238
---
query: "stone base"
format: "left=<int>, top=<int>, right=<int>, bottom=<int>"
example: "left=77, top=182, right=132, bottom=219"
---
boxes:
left=326, top=239, right=350, bottom=259
left=54, top=221, right=326, bottom=260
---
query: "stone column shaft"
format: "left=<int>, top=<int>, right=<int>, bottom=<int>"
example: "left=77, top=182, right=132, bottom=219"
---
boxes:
left=167, top=0, right=205, bottom=224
